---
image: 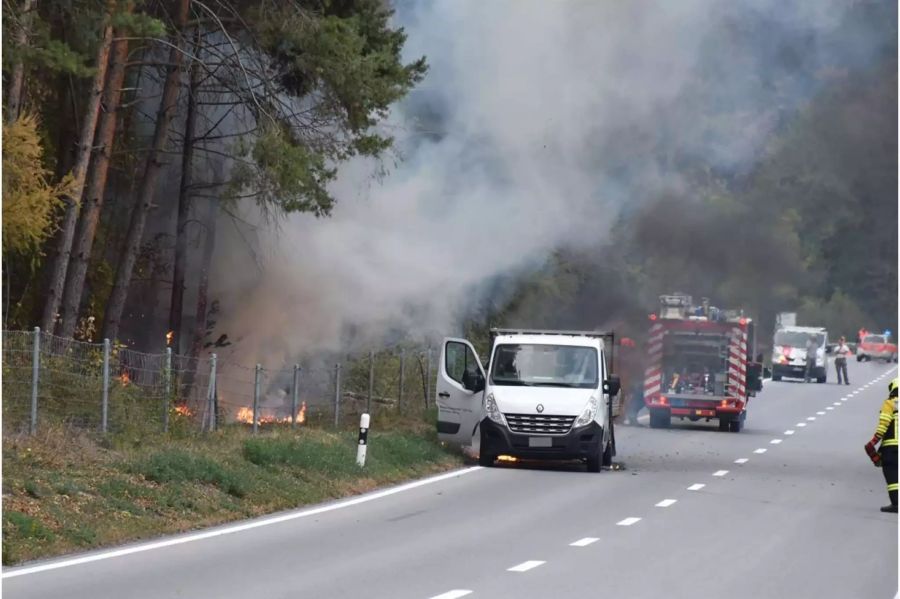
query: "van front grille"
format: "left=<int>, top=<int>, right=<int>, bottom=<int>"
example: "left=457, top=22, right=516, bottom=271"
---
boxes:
left=505, top=413, right=576, bottom=435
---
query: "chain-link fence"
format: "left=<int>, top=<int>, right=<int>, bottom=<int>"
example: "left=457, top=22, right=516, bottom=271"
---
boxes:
left=2, top=328, right=438, bottom=437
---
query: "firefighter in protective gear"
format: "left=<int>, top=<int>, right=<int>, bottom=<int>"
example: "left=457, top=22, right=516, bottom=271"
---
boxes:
left=865, top=377, right=898, bottom=513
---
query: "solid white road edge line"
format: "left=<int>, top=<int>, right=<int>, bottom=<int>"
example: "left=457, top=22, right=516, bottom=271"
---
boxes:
left=508, top=561, right=545, bottom=572
left=2, top=465, right=484, bottom=579
left=570, top=537, right=599, bottom=547
left=430, top=591, right=473, bottom=599
left=688, top=483, right=705, bottom=491
left=617, top=517, right=642, bottom=526
left=655, top=499, right=677, bottom=507
left=735, top=458, right=749, bottom=464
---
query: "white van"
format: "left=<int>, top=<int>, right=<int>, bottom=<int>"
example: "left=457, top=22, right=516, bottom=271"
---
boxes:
left=436, top=329, right=620, bottom=472
left=771, top=325, right=828, bottom=383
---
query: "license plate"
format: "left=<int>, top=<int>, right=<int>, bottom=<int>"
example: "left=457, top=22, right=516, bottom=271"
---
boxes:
left=529, top=436, right=552, bottom=448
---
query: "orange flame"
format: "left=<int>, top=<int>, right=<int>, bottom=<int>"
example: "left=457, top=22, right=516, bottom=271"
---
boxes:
left=234, top=403, right=307, bottom=425
left=166, top=330, right=174, bottom=346
left=119, top=371, right=131, bottom=386
left=174, top=404, right=192, bottom=417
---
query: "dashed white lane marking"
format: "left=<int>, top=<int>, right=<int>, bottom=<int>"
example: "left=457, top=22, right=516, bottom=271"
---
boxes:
left=688, top=483, right=706, bottom=491
left=833, top=402, right=841, bottom=406
left=754, top=448, right=768, bottom=454
left=656, top=499, right=677, bottom=508
left=617, top=517, right=642, bottom=526
left=508, top=561, right=545, bottom=572
left=735, top=458, right=749, bottom=464
left=2, top=465, right=484, bottom=579
left=713, top=470, right=729, bottom=477
left=784, top=430, right=795, bottom=435
left=826, top=407, right=834, bottom=411
left=816, top=411, right=826, bottom=415
left=807, top=417, right=816, bottom=421
left=430, top=591, right=473, bottom=599
left=569, top=537, right=599, bottom=547
left=770, top=439, right=782, bottom=444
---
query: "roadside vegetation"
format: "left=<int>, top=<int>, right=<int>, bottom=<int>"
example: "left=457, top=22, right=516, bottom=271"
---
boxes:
left=2, top=413, right=460, bottom=566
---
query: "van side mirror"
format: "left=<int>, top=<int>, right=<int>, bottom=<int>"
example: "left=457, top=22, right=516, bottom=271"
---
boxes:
left=603, top=375, right=621, bottom=397
left=462, top=369, right=485, bottom=394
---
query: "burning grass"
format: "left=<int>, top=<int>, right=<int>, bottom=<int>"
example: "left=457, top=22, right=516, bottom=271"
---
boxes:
left=1, top=417, right=461, bottom=566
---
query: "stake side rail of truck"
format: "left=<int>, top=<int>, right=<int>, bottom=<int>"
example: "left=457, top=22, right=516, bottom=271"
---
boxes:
left=643, top=294, right=763, bottom=433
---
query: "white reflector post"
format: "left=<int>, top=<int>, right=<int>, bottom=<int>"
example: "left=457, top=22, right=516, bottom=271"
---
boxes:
left=357, top=413, right=370, bottom=467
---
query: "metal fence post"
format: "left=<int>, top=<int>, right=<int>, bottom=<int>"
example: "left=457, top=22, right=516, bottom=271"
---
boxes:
left=425, top=347, right=433, bottom=409
left=291, top=364, right=300, bottom=428
left=101, top=338, right=110, bottom=433
left=367, top=349, right=375, bottom=413
left=333, top=363, right=342, bottom=428
left=163, top=347, right=172, bottom=432
left=398, top=348, right=405, bottom=412
left=253, top=363, right=261, bottom=434
left=207, top=353, right=217, bottom=432
left=30, top=327, right=40, bottom=435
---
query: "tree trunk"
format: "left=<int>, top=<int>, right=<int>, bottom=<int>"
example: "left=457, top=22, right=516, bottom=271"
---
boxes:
left=168, top=30, right=202, bottom=354
left=181, top=196, right=218, bottom=401
left=40, top=1, right=116, bottom=334
left=102, top=0, right=191, bottom=343
left=58, top=34, right=130, bottom=339
left=6, top=0, right=36, bottom=122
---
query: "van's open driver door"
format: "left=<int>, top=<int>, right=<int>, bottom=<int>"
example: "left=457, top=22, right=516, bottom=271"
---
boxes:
left=436, top=338, right=486, bottom=447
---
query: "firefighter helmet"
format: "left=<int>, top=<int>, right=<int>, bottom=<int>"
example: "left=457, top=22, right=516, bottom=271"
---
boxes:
left=889, top=378, right=898, bottom=396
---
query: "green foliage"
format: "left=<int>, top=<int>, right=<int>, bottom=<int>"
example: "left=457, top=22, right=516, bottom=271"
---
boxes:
left=130, top=450, right=249, bottom=497
left=229, top=125, right=337, bottom=217
left=3, top=511, right=54, bottom=541
left=227, top=0, right=427, bottom=216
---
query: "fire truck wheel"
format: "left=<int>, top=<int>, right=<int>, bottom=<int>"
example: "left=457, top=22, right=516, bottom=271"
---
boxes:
left=856, top=355, right=864, bottom=362
left=478, top=452, right=496, bottom=467
left=718, top=419, right=729, bottom=432
left=772, top=372, right=782, bottom=381
left=729, top=419, right=743, bottom=433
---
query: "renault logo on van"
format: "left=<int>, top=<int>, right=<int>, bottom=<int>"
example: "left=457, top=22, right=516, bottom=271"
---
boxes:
left=536, top=404, right=544, bottom=413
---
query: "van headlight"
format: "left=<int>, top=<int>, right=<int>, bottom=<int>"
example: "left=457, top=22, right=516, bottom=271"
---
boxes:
left=485, top=393, right=506, bottom=425
left=573, top=396, right=599, bottom=427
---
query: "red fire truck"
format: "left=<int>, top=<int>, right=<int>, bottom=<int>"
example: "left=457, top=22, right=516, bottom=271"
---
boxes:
left=643, top=294, right=763, bottom=432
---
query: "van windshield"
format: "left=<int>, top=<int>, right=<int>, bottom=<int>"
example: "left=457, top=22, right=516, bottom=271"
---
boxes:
left=490, top=344, right=599, bottom=388
left=774, top=331, right=824, bottom=347
left=863, top=335, right=885, bottom=344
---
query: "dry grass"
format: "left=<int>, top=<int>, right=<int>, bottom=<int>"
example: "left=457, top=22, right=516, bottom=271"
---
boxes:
left=2, top=419, right=461, bottom=565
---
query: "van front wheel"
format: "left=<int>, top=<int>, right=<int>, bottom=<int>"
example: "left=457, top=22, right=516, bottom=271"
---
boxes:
left=479, top=452, right=495, bottom=467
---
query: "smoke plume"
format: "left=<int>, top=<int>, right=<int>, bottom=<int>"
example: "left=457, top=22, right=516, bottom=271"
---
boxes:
left=212, top=0, right=894, bottom=368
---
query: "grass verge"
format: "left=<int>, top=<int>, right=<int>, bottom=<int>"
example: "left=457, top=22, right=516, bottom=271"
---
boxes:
left=2, top=419, right=462, bottom=566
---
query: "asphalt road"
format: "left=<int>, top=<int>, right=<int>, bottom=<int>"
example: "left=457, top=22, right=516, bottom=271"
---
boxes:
left=4, top=360, right=898, bottom=599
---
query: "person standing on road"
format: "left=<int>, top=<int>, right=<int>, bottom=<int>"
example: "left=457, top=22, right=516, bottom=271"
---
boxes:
left=804, top=334, right=818, bottom=383
left=864, top=378, right=898, bottom=513
left=834, top=336, right=851, bottom=385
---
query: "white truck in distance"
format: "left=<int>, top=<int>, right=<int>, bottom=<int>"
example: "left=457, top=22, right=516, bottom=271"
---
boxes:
left=436, top=329, right=620, bottom=472
left=771, top=325, right=829, bottom=382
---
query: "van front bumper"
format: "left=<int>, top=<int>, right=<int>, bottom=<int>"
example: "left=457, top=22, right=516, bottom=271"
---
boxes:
left=480, top=418, right=602, bottom=461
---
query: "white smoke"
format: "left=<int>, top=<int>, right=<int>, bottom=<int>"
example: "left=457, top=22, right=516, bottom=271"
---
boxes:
left=211, top=0, right=891, bottom=368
